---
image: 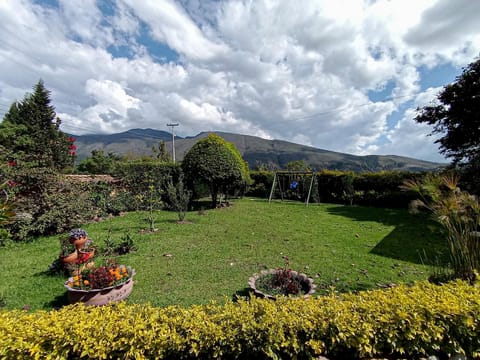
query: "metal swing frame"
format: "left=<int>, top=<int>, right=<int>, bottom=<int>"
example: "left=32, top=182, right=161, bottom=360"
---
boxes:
left=268, top=171, right=316, bottom=206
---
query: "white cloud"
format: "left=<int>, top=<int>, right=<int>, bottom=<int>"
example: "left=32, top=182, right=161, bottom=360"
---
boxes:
left=58, top=0, right=114, bottom=47
left=404, top=0, right=480, bottom=63
left=372, top=87, right=446, bottom=162
left=121, top=0, right=227, bottom=60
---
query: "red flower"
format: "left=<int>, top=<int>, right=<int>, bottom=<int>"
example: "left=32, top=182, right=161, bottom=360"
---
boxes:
left=7, top=180, right=16, bottom=187
left=7, top=160, right=16, bottom=167
left=70, top=151, right=77, bottom=156
left=68, top=136, right=76, bottom=142
left=70, top=144, right=77, bottom=150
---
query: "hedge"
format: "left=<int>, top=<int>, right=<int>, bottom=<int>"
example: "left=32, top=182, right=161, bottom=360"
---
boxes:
left=1, top=280, right=479, bottom=359
left=247, top=170, right=425, bottom=208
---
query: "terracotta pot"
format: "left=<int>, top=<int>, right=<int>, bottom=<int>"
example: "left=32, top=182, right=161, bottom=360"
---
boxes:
left=60, top=249, right=95, bottom=264
left=248, top=269, right=316, bottom=300
left=70, top=236, right=88, bottom=250
left=64, top=273, right=135, bottom=306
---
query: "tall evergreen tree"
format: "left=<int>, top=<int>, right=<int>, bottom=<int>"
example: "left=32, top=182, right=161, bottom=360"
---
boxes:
left=0, top=80, right=73, bottom=170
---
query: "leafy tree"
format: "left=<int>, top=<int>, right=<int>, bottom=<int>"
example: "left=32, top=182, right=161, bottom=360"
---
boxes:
left=415, top=57, right=480, bottom=166
left=182, top=133, right=250, bottom=207
left=0, top=80, right=73, bottom=170
left=77, top=150, right=122, bottom=174
left=152, top=140, right=171, bottom=162
left=285, top=160, right=311, bottom=172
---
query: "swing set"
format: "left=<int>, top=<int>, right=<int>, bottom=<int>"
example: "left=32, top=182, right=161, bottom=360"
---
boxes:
left=268, top=171, right=316, bottom=205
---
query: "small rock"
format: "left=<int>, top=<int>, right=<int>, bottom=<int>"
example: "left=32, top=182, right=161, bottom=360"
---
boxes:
left=163, top=253, right=173, bottom=257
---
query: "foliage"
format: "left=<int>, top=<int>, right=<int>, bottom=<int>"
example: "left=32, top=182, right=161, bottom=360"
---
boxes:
left=415, top=57, right=480, bottom=195
left=114, top=160, right=181, bottom=209
left=151, top=140, right=172, bottom=162
left=116, top=230, right=137, bottom=255
left=100, top=229, right=116, bottom=257
left=285, top=160, right=311, bottom=172
left=254, top=256, right=310, bottom=296
left=402, top=174, right=480, bottom=282
left=1, top=280, right=480, bottom=359
left=165, top=173, right=191, bottom=221
left=247, top=169, right=422, bottom=207
left=0, top=183, right=15, bottom=227
left=65, top=262, right=133, bottom=290
left=77, top=150, right=122, bottom=175
left=114, top=160, right=182, bottom=230
left=182, top=133, right=250, bottom=207
left=415, top=57, right=480, bottom=166
left=0, top=80, right=74, bottom=170
left=97, top=229, right=137, bottom=256
left=6, top=168, right=97, bottom=241
left=0, top=181, right=14, bottom=244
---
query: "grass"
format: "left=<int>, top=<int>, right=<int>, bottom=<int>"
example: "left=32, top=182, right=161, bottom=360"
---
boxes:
left=0, top=198, right=448, bottom=310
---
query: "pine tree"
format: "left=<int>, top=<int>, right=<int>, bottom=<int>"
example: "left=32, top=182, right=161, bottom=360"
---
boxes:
left=0, top=80, right=74, bottom=170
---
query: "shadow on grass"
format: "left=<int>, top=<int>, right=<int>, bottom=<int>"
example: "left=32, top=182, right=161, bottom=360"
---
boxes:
left=325, top=205, right=449, bottom=266
left=232, top=288, right=252, bottom=302
left=44, top=292, right=69, bottom=309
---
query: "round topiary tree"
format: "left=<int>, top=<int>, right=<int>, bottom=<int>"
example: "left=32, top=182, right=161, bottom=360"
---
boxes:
left=182, top=133, right=250, bottom=208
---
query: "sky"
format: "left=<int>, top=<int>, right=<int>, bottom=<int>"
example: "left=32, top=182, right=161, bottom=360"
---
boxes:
left=0, top=0, right=479, bottom=163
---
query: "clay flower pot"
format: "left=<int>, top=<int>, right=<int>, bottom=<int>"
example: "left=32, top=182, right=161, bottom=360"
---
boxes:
left=64, top=271, right=135, bottom=306
left=60, top=249, right=95, bottom=265
left=248, top=269, right=316, bottom=300
left=70, top=235, right=88, bottom=250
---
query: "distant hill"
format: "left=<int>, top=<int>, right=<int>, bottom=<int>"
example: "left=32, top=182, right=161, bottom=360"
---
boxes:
left=71, top=128, right=176, bottom=159
left=71, top=128, right=444, bottom=172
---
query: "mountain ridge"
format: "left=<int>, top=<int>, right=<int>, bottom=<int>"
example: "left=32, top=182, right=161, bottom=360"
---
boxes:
left=71, top=128, right=444, bottom=172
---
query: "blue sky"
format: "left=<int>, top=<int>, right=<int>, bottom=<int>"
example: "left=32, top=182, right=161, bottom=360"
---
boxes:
left=1, top=0, right=479, bottom=162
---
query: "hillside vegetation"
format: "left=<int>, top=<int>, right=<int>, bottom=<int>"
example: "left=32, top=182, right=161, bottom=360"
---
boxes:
left=72, top=129, right=443, bottom=172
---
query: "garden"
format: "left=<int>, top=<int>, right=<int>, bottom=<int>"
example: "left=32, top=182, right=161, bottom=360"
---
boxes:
left=0, top=198, right=446, bottom=310
left=1, top=80, right=480, bottom=358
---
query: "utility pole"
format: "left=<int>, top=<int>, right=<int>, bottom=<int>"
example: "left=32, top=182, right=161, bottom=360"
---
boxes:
left=166, top=123, right=179, bottom=163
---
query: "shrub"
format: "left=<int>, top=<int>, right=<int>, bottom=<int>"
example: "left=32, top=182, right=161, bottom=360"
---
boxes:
left=403, top=174, right=480, bottom=282
left=245, top=171, right=274, bottom=198
left=114, top=161, right=181, bottom=211
left=1, top=280, right=480, bottom=359
left=165, top=174, right=191, bottom=221
left=7, top=168, right=97, bottom=241
left=182, top=134, right=250, bottom=207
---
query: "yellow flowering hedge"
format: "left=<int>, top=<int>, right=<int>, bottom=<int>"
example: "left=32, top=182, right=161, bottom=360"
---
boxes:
left=1, top=280, right=480, bottom=359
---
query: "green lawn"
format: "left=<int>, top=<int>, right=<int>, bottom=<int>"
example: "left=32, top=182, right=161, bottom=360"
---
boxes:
left=0, top=198, right=447, bottom=310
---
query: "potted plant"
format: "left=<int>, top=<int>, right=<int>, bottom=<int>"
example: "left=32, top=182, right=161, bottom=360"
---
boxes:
left=59, top=229, right=95, bottom=268
left=248, top=256, right=316, bottom=299
left=64, top=259, right=135, bottom=306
